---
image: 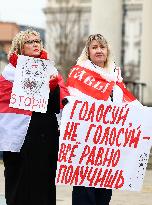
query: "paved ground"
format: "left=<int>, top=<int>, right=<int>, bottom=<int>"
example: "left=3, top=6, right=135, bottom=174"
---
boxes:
left=0, top=161, right=152, bottom=205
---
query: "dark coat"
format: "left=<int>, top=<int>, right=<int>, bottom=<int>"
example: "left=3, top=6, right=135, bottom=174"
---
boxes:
left=3, top=85, right=60, bottom=205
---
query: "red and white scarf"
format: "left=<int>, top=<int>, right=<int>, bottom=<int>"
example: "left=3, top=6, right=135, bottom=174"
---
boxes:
left=0, top=63, right=32, bottom=152
left=67, top=60, right=139, bottom=104
left=0, top=62, right=69, bottom=152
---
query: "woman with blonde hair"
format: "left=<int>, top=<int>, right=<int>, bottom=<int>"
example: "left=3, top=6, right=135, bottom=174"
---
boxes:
left=66, top=34, right=137, bottom=205
left=0, top=29, right=68, bottom=205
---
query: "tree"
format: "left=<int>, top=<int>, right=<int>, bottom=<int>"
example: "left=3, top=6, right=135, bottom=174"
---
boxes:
left=45, top=1, right=88, bottom=79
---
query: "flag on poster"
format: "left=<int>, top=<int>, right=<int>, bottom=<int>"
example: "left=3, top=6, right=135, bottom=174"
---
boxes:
left=0, top=56, right=57, bottom=151
left=9, top=55, right=58, bottom=113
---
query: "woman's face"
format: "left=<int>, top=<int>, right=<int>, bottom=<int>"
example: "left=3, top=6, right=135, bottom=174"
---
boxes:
left=21, top=34, right=41, bottom=57
left=88, top=40, right=108, bottom=68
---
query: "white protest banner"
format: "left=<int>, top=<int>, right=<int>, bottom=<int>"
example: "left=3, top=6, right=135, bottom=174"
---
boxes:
left=56, top=96, right=152, bottom=191
left=9, top=55, right=58, bottom=113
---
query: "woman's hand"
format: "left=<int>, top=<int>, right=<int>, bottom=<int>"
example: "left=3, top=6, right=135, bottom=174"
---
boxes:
left=49, top=74, right=59, bottom=91
left=39, top=49, right=48, bottom=60
left=9, top=52, right=18, bottom=67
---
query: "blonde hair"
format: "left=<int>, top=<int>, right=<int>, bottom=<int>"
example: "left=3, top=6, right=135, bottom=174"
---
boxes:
left=77, top=34, right=116, bottom=72
left=8, top=29, right=43, bottom=59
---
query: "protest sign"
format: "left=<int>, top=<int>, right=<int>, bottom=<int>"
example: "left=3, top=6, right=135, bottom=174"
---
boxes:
left=9, top=55, right=58, bottom=113
left=56, top=96, right=152, bottom=191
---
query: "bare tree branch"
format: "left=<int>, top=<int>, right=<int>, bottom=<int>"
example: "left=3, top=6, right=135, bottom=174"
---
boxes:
left=46, top=2, right=88, bottom=79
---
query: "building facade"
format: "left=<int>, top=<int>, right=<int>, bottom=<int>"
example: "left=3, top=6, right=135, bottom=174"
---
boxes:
left=90, top=0, right=123, bottom=65
left=140, top=0, right=152, bottom=105
left=0, top=22, right=19, bottom=73
left=43, top=0, right=91, bottom=76
left=44, top=0, right=144, bottom=79
left=122, top=0, right=143, bottom=82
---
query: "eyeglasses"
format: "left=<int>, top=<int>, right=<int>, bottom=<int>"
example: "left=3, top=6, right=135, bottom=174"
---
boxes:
left=24, top=39, right=41, bottom=45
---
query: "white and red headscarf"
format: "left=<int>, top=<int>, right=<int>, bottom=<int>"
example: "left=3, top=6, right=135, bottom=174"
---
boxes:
left=67, top=59, right=140, bottom=106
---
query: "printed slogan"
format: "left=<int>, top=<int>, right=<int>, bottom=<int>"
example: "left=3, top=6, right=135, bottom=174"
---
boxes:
left=9, top=55, right=58, bottom=113
left=56, top=97, right=152, bottom=191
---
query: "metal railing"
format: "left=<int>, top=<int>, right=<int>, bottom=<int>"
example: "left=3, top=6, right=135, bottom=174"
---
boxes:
left=124, top=81, right=146, bottom=104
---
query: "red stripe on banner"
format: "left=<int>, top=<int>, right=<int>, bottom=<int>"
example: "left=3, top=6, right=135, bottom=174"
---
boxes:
left=0, top=76, right=32, bottom=116
left=67, top=65, right=115, bottom=100
left=116, top=82, right=136, bottom=102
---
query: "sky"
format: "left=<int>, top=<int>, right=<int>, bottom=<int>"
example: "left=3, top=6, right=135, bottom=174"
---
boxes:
left=0, top=0, right=46, bottom=28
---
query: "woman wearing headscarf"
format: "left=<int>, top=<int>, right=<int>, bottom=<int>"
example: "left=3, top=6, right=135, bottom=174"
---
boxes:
left=66, top=34, right=140, bottom=205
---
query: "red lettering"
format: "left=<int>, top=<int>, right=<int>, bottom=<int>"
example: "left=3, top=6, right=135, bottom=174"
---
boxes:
left=86, top=146, right=96, bottom=165
left=116, top=128, right=124, bottom=147
left=94, top=147, right=104, bottom=166
left=116, top=106, right=129, bottom=126
left=85, top=102, right=95, bottom=122
left=79, top=145, right=90, bottom=164
left=10, top=93, right=17, bottom=104
left=104, top=169, right=119, bottom=188
left=111, top=149, right=121, bottom=167
left=79, top=101, right=89, bottom=120
left=102, top=148, right=115, bottom=167
left=70, top=100, right=82, bottom=119
left=123, top=125, right=133, bottom=147
left=87, top=167, right=98, bottom=186
left=24, top=97, right=32, bottom=106
left=110, top=106, right=120, bottom=124
left=94, top=168, right=107, bottom=187
left=96, top=104, right=104, bottom=122
left=103, top=105, right=112, bottom=124
left=31, top=97, right=38, bottom=109
left=129, top=128, right=141, bottom=148
left=93, top=125, right=103, bottom=144
left=70, top=166, right=80, bottom=185
left=58, top=143, right=70, bottom=162
left=68, top=144, right=78, bottom=163
left=63, top=122, right=80, bottom=141
left=79, top=166, right=89, bottom=185
left=109, top=127, right=117, bottom=146
left=56, top=164, right=67, bottom=183
left=64, top=165, right=74, bottom=184
left=18, top=95, right=24, bottom=106
left=114, top=170, right=124, bottom=189
left=99, top=127, right=110, bottom=145
left=85, top=124, right=96, bottom=142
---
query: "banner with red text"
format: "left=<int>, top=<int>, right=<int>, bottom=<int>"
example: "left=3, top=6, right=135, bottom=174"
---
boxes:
left=9, top=56, right=58, bottom=113
left=56, top=97, right=152, bottom=191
